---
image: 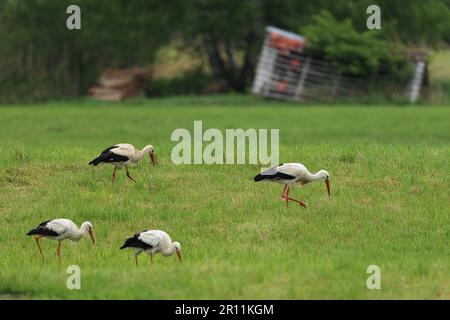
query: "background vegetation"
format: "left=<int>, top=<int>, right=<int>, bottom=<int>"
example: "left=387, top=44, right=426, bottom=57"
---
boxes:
left=303, top=11, right=413, bottom=81
left=0, top=0, right=449, bottom=102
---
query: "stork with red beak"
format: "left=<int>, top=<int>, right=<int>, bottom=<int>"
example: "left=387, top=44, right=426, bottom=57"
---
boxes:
left=254, top=163, right=331, bottom=208
left=26, top=219, right=95, bottom=261
left=89, top=144, right=156, bottom=183
left=120, top=229, right=182, bottom=266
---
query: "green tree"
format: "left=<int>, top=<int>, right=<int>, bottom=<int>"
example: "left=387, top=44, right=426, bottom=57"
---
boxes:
left=303, top=11, right=413, bottom=80
left=0, top=0, right=449, bottom=101
left=180, top=0, right=301, bottom=92
left=0, top=0, right=181, bottom=102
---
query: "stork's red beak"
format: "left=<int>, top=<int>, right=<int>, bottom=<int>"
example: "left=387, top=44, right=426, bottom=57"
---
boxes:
left=325, top=178, right=331, bottom=196
left=150, top=152, right=156, bottom=166
left=88, top=229, right=96, bottom=245
left=176, top=250, right=182, bottom=262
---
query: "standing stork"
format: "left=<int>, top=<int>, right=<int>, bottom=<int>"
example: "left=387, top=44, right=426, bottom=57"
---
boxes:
left=26, top=219, right=95, bottom=261
left=254, top=163, right=330, bottom=208
left=89, top=143, right=156, bottom=183
left=120, top=230, right=182, bottom=266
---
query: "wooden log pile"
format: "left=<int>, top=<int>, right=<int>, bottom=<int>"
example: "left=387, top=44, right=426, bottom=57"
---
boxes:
left=88, top=67, right=151, bottom=101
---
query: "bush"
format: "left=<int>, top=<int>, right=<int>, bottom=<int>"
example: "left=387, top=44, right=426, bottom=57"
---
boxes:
left=302, top=11, right=413, bottom=82
left=145, top=72, right=215, bottom=97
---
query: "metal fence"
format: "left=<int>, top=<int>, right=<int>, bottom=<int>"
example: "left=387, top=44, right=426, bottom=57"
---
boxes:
left=252, top=26, right=426, bottom=103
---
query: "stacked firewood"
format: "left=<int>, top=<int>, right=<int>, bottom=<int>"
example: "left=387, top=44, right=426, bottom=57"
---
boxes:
left=88, top=67, right=151, bottom=101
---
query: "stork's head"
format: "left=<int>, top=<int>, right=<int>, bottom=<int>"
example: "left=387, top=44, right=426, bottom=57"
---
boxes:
left=173, top=242, right=182, bottom=262
left=143, top=145, right=156, bottom=166
left=318, top=170, right=331, bottom=196
left=81, top=221, right=95, bottom=244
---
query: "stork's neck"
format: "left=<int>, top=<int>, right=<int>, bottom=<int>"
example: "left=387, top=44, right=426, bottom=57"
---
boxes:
left=309, top=170, right=327, bottom=182
left=310, top=172, right=322, bottom=181
left=136, top=145, right=152, bottom=160
left=161, top=242, right=176, bottom=256
left=73, top=222, right=90, bottom=240
left=135, top=150, right=147, bottom=161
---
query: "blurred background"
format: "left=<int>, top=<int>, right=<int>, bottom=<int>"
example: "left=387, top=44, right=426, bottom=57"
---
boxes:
left=0, top=0, right=449, bottom=104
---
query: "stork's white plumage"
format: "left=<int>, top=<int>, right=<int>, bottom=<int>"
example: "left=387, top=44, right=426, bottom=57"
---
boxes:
left=26, top=219, right=95, bottom=260
left=89, top=143, right=156, bottom=183
left=120, top=230, right=182, bottom=265
left=254, top=163, right=331, bottom=208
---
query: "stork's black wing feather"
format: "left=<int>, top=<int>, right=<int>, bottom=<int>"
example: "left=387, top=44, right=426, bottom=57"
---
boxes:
left=254, top=165, right=295, bottom=182
left=120, top=231, right=153, bottom=250
left=100, top=145, right=119, bottom=154
left=89, top=145, right=129, bottom=166
left=253, top=164, right=295, bottom=181
left=26, top=220, right=59, bottom=237
left=254, top=171, right=296, bottom=181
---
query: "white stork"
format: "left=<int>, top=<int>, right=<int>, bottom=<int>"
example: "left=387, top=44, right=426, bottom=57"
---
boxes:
left=254, top=163, right=330, bottom=208
left=120, top=230, right=182, bottom=265
left=26, top=219, right=95, bottom=260
left=89, top=143, right=156, bottom=183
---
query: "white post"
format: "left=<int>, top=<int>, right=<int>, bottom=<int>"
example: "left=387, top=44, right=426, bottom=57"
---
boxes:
left=294, top=56, right=311, bottom=100
left=406, top=61, right=426, bottom=103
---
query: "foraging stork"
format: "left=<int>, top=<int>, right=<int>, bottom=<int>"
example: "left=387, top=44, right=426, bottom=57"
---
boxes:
left=26, top=219, right=95, bottom=260
left=89, top=143, right=156, bottom=183
left=254, top=163, right=330, bottom=208
left=120, top=230, right=182, bottom=266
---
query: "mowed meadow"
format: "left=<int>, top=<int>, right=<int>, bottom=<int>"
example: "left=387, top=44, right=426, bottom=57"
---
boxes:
left=0, top=95, right=449, bottom=299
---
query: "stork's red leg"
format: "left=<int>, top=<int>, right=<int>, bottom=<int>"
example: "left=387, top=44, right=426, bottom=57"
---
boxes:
left=35, top=237, right=44, bottom=257
left=57, top=241, right=61, bottom=261
left=112, top=166, right=117, bottom=184
left=286, top=186, right=292, bottom=207
left=281, top=185, right=287, bottom=199
left=282, top=186, right=307, bottom=208
left=134, top=251, right=141, bottom=266
left=125, top=165, right=135, bottom=182
left=280, top=185, right=289, bottom=207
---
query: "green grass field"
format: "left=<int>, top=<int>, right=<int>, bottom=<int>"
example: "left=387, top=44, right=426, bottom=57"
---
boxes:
left=0, top=95, right=449, bottom=299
